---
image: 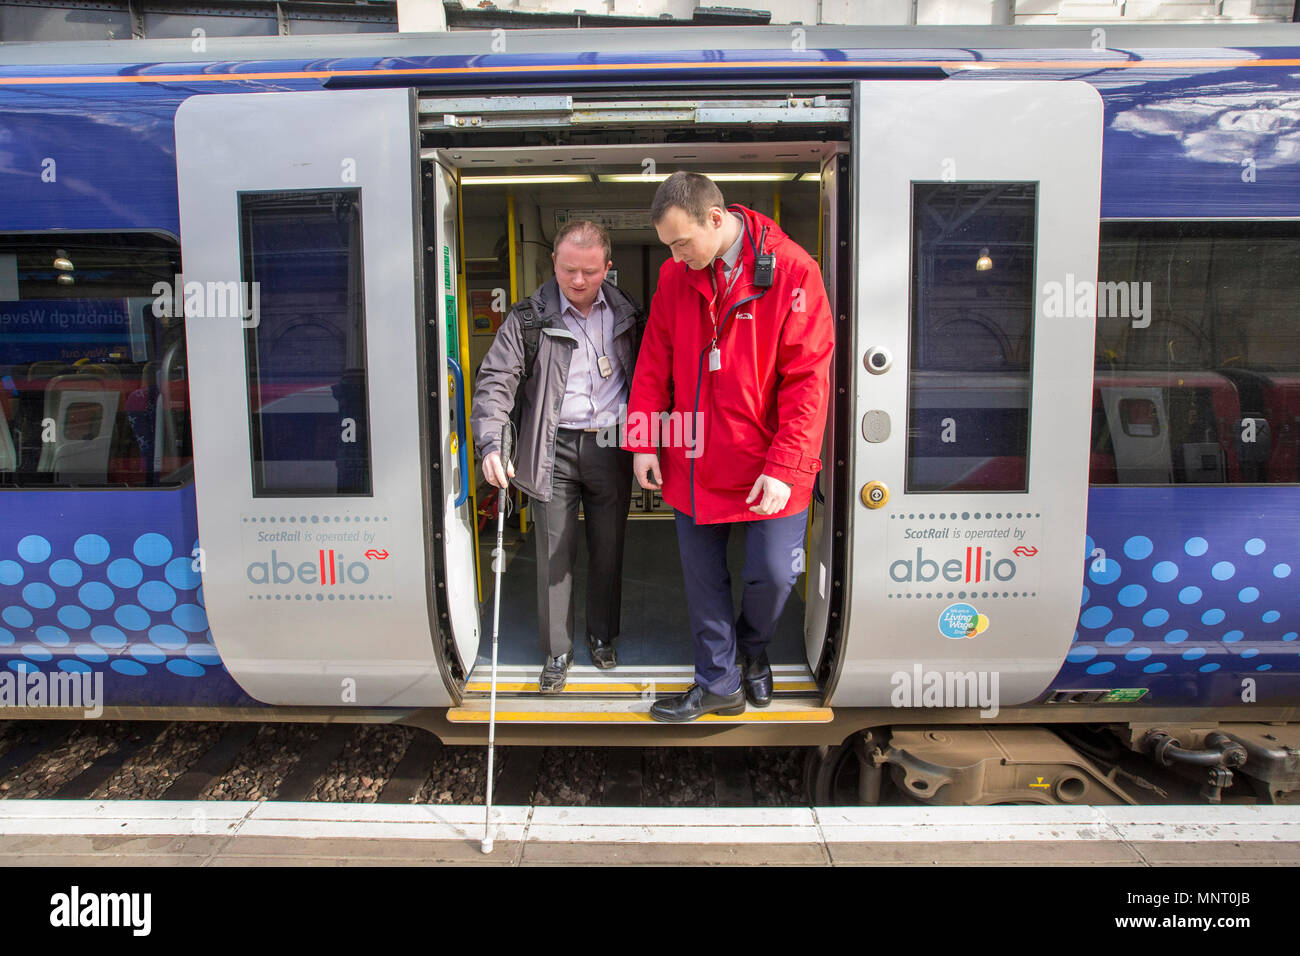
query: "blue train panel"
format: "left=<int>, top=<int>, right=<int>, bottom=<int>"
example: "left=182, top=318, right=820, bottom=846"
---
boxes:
left=0, top=488, right=254, bottom=706
left=1047, top=486, right=1300, bottom=706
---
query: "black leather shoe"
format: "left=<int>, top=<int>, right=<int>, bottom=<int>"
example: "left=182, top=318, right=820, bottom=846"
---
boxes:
left=649, top=683, right=746, bottom=722
left=539, top=650, right=573, bottom=694
left=587, top=635, right=617, bottom=670
left=741, top=652, right=773, bottom=708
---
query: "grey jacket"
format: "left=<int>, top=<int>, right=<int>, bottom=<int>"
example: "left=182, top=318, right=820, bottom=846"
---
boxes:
left=470, top=277, right=643, bottom=503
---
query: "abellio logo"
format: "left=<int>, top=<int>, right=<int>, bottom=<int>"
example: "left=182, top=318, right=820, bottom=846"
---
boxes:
left=246, top=549, right=371, bottom=587
left=889, top=546, right=1017, bottom=584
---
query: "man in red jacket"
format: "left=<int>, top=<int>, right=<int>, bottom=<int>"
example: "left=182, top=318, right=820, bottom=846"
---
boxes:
left=625, top=171, right=834, bottom=721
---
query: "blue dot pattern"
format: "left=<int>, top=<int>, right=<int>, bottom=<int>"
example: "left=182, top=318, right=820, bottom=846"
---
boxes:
left=1050, top=488, right=1300, bottom=703
left=0, top=490, right=253, bottom=706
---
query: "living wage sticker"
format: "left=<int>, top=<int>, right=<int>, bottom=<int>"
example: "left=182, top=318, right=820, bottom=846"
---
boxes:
left=938, top=602, right=989, bottom=640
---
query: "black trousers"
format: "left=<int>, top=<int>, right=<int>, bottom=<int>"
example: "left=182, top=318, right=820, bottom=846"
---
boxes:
left=531, top=428, right=633, bottom=659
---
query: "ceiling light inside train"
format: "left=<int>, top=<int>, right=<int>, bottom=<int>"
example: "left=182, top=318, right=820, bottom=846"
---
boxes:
left=976, top=247, right=993, bottom=272
left=460, top=174, right=593, bottom=185
left=597, top=172, right=797, bottom=183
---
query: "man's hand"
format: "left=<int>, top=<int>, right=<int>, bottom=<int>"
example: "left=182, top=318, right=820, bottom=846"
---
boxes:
left=634, top=453, right=662, bottom=490
left=746, top=474, right=791, bottom=515
left=483, top=451, right=515, bottom=490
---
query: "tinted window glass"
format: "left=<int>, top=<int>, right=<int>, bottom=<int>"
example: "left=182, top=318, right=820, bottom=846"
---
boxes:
left=1092, top=221, right=1300, bottom=485
left=0, top=233, right=190, bottom=487
left=907, top=182, right=1037, bottom=494
left=240, top=190, right=372, bottom=497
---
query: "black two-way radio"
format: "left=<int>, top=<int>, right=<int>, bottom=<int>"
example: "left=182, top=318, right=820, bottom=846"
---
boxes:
left=753, top=224, right=774, bottom=288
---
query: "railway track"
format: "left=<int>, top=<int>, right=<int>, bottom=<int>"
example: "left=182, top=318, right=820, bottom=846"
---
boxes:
left=0, top=720, right=807, bottom=808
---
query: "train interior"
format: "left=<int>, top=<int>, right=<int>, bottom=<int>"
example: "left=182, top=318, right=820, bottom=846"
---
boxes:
left=0, top=235, right=191, bottom=488
left=436, top=143, right=834, bottom=697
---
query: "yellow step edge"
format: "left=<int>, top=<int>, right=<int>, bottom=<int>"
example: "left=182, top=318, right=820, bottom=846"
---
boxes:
left=463, top=681, right=820, bottom=694
left=446, top=707, right=834, bottom=724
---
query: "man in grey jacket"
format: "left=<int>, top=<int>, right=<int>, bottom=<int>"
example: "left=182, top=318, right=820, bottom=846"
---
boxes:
left=470, top=221, right=643, bottom=693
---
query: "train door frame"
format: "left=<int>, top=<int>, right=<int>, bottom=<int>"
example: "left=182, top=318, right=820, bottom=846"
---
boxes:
left=420, top=153, right=483, bottom=687
left=421, top=137, right=852, bottom=705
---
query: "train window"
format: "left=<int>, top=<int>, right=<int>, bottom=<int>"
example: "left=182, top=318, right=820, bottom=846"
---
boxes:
left=239, top=190, right=373, bottom=497
left=0, top=233, right=191, bottom=489
left=905, top=182, right=1037, bottom=494
left=1093, top=221, right=1300, bottom=485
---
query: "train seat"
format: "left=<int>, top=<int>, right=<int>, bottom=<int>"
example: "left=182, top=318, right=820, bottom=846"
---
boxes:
left=37, top=373, right=121, bottom=482
left=0, top=401, right=15, bottom=473
left=1253, top=372, right=1300, bottom=483
left=1091, top=370, right=1242, bottom=484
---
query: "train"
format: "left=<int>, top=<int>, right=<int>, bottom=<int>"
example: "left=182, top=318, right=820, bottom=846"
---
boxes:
left=2, top=22, right=1299, bottom=807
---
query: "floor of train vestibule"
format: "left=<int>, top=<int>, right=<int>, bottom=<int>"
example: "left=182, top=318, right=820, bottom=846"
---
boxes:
left=474, top=517, right=807, bottom=672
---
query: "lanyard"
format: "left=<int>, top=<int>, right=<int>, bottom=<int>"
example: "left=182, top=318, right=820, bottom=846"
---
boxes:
left=574, top=305, right=605, bottom=359
left=569, top=302, right=613, bottom=387
left=710, top=257, right=744, bottom=345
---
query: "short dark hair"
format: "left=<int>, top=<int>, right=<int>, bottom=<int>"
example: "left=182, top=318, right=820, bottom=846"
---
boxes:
left=650, top=171, right=726, bottom=225
left=553, top=219, right=611, bottom=262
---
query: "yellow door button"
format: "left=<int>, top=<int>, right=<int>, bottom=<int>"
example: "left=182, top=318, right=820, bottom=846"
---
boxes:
left=861, top=481, right=889, bottom=509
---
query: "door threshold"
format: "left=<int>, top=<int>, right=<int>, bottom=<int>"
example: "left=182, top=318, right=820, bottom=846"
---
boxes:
left=462, top=664, right=819, bottom=698
left=446, top=697, right=833, bottom=725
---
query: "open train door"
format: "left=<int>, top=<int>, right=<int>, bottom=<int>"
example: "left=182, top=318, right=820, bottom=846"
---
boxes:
left=175, top=89, right=477, bottom=706
left=832, top=80, right=1103, bottom=707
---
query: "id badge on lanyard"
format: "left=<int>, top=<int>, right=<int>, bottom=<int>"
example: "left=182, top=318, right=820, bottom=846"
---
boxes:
left=709, top=264, right=741, bottom=373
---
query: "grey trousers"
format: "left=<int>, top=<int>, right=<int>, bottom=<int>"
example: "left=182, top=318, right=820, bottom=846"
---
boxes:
left=531, top=428, right=633, bottom=659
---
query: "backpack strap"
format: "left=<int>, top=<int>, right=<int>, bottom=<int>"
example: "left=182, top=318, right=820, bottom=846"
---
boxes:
left=514, top=300, right=546, bottom=381
left=507, top=299, right=546, bottom=444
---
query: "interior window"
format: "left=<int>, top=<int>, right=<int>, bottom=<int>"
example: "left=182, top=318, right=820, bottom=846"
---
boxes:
left=0, top=233, right=191, bottom=488
left=905, top=182, right=1038, bottom=494
left=1092, top=221, right=1300, bottom=485
left=239, top=190, right=373, bottom=497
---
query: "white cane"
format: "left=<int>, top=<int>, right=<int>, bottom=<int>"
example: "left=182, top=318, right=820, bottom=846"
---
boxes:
left=482, top=424, right=513, bottom=854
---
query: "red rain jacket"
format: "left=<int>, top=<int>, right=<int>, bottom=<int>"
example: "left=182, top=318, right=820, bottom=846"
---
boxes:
left=624, top=204, right=834, bottom=524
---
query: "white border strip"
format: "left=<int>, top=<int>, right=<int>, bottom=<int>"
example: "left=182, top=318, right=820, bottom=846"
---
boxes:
left=1, top=802, right=1299, bottom=846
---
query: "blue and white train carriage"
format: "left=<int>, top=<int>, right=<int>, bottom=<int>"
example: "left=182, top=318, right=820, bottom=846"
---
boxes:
left=1, top=24, right=1299, bottom=805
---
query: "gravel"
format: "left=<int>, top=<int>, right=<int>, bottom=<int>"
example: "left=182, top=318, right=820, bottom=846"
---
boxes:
left=0, top=721, right=137, bottom=798
left=308, top=725, right=414, bottom=802
left=643, top=748, right=717, bottom=806
left=0, top=719, right=811, bottom=806
left=91, top=722, right=226, bottom=800
left=198, top=723, right=318, bottom=801
left=414, top=743, right=493, bottom=804
left=534, top=747, right=605, bottom=806
left=748, top=747, right=806, bottom=806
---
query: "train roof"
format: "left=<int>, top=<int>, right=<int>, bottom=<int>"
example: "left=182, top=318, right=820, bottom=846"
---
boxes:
left=1, top=23, right=1298, bottom=75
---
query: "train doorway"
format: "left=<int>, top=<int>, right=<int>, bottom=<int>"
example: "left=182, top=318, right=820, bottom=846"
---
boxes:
left=423, top=140, right=847, bottom=720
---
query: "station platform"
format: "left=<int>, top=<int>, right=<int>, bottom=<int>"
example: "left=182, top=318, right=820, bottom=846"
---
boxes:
left=1, top=801, right=1299, bottom=866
